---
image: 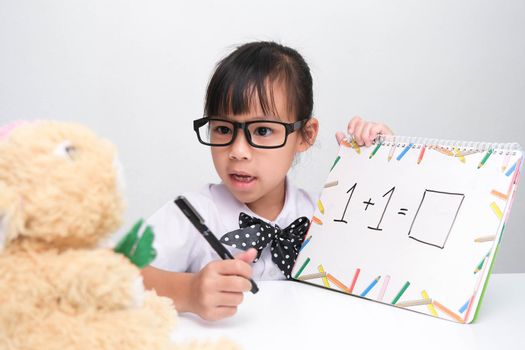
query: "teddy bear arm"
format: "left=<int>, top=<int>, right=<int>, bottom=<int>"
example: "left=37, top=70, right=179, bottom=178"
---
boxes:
left=55, top=250, right=144, bottom=312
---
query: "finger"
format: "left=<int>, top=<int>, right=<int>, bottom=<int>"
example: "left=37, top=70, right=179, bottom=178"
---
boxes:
left=369, top=124, right=382, bottom=140
left=235, top=248, right=257, bottom=264
left=353, top=120, right=365, bottom=145
left=361, top=122, right=374, bottom=147
left=347, top=116, right=362, bottom=134
left=369, top=124, right=387, bottom=142
left=335, top=131, right=346, bottom=145
left=213, top=259, right=253, bottom=280
left=227, top=275, right=252, bottom=292
left=216, top=291, right=245, bottom=307
left=214, top=306, right=238, bottom=320
left=201, top=306, right=238, bottom=321
left=216, top=275, right=252, bottom=293
left=372, top=123, right=393, bottom=136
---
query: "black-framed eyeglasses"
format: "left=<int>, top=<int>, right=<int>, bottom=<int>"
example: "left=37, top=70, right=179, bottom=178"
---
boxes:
left=193, top=117, right=306, bottom=149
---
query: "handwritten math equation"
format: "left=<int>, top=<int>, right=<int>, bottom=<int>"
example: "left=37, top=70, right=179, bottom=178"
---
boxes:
left=331, top=183, right=465, bottom=249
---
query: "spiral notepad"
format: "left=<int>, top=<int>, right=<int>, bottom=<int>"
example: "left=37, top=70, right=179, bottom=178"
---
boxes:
left=292, top=135, right=523, bottom=323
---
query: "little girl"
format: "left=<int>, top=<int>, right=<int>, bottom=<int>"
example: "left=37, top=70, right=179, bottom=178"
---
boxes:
left=142, top=41, right=392, bottom=321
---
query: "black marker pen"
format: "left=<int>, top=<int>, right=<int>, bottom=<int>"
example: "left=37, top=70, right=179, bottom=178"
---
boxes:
left=174, top=195, right=259, bottom=294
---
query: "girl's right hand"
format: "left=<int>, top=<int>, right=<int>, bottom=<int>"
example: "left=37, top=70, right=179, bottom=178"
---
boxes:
left=188, top=248, right=257, bottom=321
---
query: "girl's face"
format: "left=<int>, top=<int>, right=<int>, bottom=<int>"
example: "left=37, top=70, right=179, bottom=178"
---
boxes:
left=211, top=84, right=318, bottom=215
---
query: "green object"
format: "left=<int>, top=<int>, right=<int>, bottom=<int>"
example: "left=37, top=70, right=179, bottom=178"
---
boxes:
left=294, top=257, right=311, bottom=279
left=478, top=148, right=493, bottom=169
left=114, top=219, right=142, bottom=256
left=474, top=257, right=485, bottom=273
left=391, top=281, right=410, bottom=305
left=472, top=224, right=506, bottom=323
left=330, top=156, right=341, bottom=171
left=369, top=142, right=382, bottom=159
left=472, top=244, right=499, bottom=323
left=114, top=219, right=157, bottom=268
left=474, top=251, right=490, bottom=273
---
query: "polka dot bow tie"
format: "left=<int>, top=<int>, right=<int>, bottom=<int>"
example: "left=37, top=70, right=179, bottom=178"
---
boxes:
left=220, top=212, right=310, bottom=279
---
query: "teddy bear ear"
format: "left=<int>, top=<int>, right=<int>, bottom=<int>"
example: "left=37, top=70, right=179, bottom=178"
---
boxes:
left=0, top=181, right=24, bottom=249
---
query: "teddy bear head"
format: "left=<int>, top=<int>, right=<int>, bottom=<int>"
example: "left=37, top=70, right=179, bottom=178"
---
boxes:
left=0, top=121, right=124, bottom=251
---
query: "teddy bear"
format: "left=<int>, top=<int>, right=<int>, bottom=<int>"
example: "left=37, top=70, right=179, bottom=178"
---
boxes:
left=0, top=121, right=237, bottom=350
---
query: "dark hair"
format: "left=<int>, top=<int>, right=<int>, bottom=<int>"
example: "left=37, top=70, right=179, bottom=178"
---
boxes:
left=204, top=41, right=313, bottom=128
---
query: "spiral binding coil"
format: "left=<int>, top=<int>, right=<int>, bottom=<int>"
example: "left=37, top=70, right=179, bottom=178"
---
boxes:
left=374, top=135, right=521, bottom=156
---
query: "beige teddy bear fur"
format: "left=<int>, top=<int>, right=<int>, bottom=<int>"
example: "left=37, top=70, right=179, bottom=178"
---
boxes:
left=0, top=121, right=237, bottom=350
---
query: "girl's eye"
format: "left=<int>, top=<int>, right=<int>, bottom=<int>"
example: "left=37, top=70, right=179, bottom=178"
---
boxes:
left=254, top=127, right=273, bottom=137
left=214, top=126, right=232, bottom=135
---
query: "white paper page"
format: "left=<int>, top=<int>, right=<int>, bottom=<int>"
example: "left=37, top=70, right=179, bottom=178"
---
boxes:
left=293, top=139, right=522, bottom=323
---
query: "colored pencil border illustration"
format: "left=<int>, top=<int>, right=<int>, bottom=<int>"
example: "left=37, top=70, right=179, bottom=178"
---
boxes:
left=293, top=259, right=472, bottom=323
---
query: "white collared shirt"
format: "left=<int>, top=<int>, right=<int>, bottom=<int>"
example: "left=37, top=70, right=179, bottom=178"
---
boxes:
left=147, top=179, right=316, bottom=280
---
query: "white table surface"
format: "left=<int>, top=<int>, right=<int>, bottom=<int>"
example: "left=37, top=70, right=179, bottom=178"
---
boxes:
left=171, top=273, right=524, bottom=349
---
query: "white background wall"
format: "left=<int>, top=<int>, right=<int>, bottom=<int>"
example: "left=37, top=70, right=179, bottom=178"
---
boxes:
left=0, top=0, right=523, bottom=272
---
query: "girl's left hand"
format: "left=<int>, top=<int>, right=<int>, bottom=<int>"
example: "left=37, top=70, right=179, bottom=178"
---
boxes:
left=335, top=116, right=393, bottom=147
